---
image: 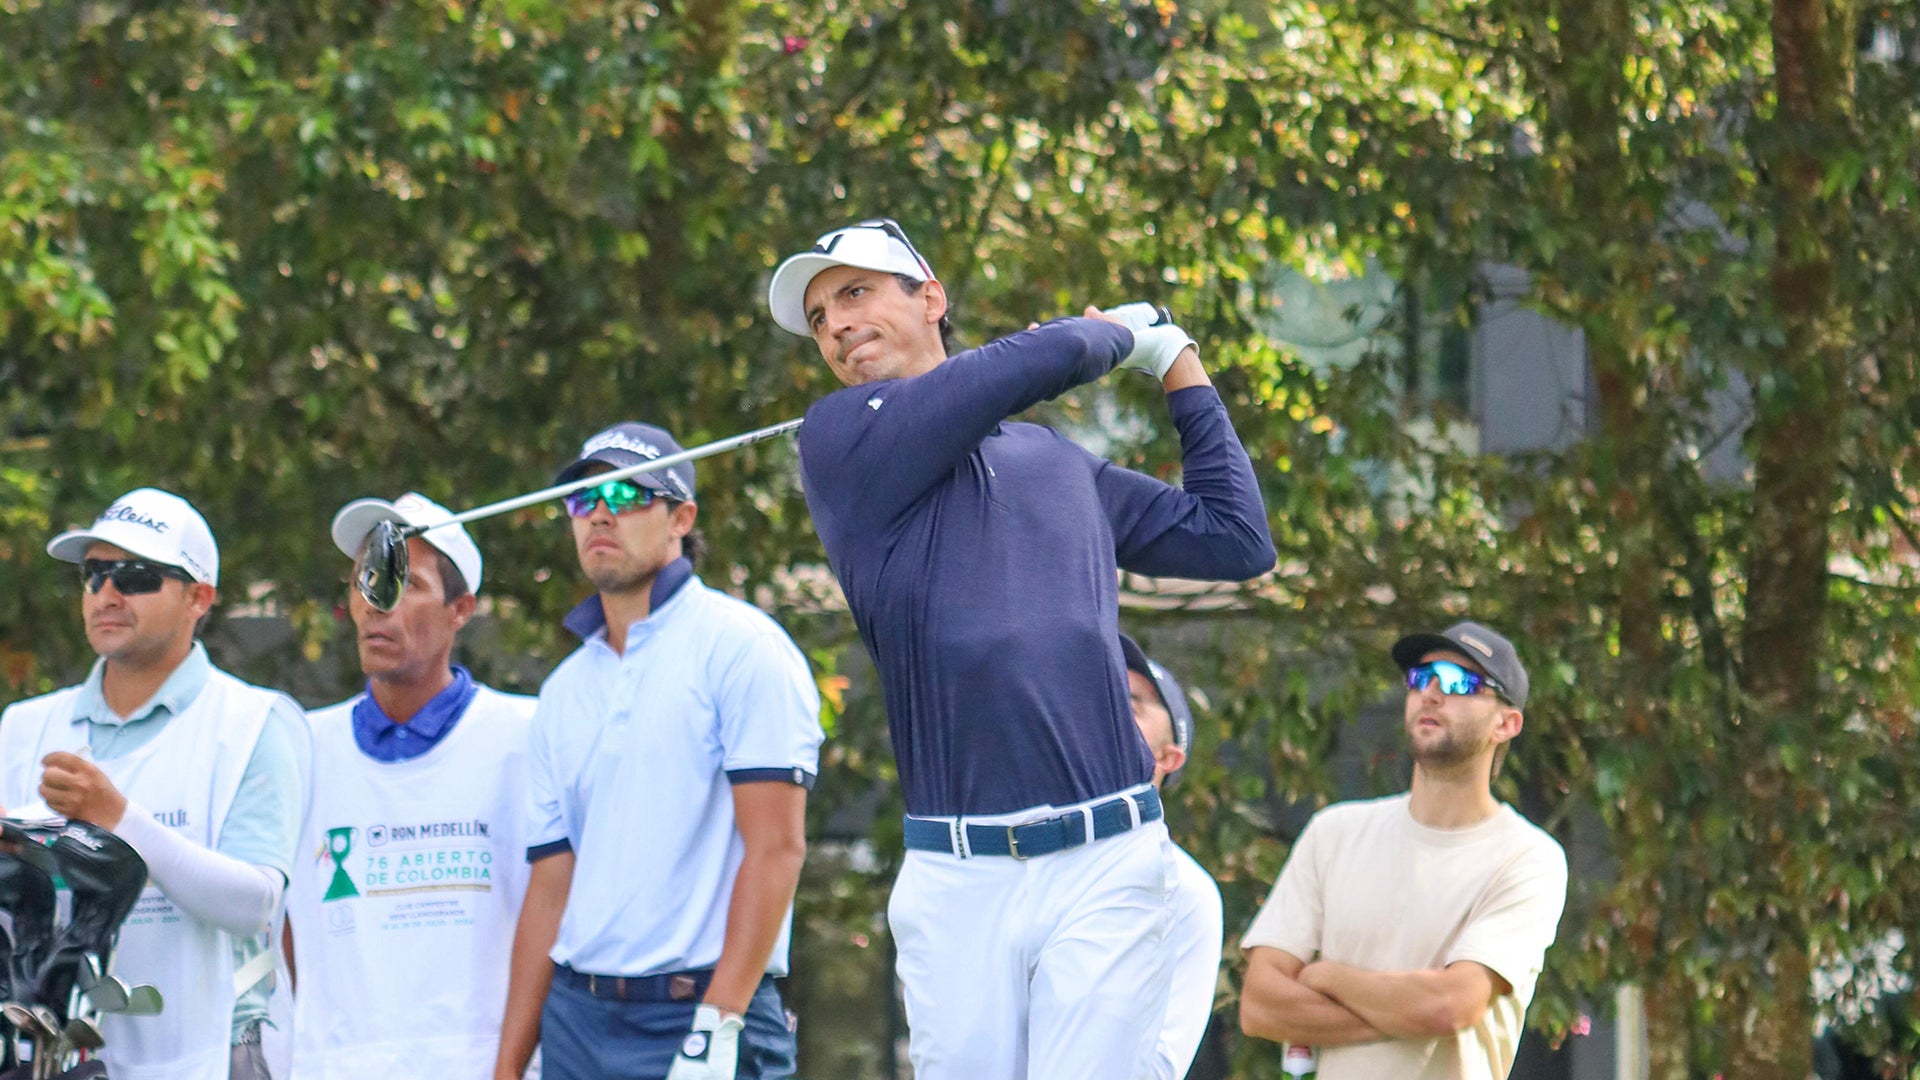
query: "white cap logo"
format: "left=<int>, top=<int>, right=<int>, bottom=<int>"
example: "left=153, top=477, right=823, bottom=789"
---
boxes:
left=46, top=488, right=220, bottom=585
left=581, top=431, right=661, bottom=460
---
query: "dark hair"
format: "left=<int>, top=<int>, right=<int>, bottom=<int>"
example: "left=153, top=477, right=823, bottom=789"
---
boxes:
left=893, top=274, right=955, bottom=355
left=427, top=548, right=470, bottom=604
left=681, top=522, right=705, bottom=568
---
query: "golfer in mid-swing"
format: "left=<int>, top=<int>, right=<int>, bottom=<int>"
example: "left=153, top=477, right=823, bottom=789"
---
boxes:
left=768, top=219, right=1275, bottom=1080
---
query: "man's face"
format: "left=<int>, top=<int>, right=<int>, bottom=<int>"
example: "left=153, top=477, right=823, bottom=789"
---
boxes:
left=349, top=536, right=473, bottom=685
left=569, top=465, right=697, bottom=594
left=1128, top=669, right=1175, bottom=750
left=803, top=266, right=946, bottom=386
left=1403, top=649, right=1510, bottom=769
left=1128, top=668, right=1186, bottom=784
left=80, top=541, right=209, bottom=665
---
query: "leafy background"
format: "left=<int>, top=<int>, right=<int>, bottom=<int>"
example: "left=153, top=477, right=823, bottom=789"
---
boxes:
left=5, top=0, right=1918, bottom=1075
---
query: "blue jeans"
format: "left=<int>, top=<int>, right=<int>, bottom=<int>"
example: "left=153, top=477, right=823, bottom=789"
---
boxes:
left=540, top=972, right=797, bottom=1080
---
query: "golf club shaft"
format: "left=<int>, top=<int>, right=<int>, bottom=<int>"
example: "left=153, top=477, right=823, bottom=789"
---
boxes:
left=403, top=417, right=803, bottom=536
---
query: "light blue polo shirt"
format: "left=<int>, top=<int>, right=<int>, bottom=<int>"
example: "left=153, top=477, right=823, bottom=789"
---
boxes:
left=527, top=561, right=823, bottom=978
left=71, top=642, right=310, bottom=1043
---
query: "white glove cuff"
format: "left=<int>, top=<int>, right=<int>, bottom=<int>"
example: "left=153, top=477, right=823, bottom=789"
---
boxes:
left=1128, top=324, right=1197, bottom=380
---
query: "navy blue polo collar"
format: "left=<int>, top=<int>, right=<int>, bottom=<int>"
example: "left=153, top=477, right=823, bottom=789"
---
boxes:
left=562, top=557, right=695, bottom=641
left=351, top=664, right=478, bottom=763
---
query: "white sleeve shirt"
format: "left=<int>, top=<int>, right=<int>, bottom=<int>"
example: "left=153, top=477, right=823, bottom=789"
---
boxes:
left=1151, top=843, right=1224, bottom=1080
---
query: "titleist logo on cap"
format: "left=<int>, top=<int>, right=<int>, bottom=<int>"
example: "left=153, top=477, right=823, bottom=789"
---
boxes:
left=1458, top=633, right=1494, bottom=658
left=581, top=432, right=662, bottom=460
left=100, top=504, right=169, bottom=533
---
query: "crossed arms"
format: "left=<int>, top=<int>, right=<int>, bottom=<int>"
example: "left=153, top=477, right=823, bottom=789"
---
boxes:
left=1239, top=946, right=1510, bottom=1046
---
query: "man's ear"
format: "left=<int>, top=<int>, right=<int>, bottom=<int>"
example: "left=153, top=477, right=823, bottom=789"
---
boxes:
left=922, top=278, right=949, bottom=325
left=448, top=593, right=478, bottom=632
left=1156, top=740, right=1188, bottom=779
left=186, top=582, right=217, bottom=620
left=670, top=499, right=699, bottom=539
left=1493, top=706, right=1524, bottom=746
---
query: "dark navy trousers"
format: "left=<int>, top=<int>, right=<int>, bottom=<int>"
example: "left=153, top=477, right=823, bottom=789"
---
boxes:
left=540, top=972, right=797, bottom=1080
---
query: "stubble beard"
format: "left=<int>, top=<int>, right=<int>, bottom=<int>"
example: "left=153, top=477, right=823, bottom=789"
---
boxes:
left=584, top=555, right=662, bottom=598
left=1410, top=728, right=1486, bottom=770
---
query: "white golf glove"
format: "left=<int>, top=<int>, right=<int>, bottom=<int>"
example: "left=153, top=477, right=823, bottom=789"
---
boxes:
left=1102, top=302, right=1196, bottom=380
left=666, top=1004, right=744, bottom=1080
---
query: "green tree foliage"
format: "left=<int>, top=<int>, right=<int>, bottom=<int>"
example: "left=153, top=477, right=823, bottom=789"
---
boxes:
left=4, top=0, right=1918, bottom=1075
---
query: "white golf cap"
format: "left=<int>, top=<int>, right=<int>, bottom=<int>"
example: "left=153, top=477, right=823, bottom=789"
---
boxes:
left=47, top=488, right=220, bottom=586
left=767, top=218, right=936, bottom=336
left=330, top=492, right=483, bottom=595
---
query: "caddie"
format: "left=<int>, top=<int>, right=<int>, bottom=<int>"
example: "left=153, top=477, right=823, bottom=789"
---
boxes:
left=768, top=218, right=1275, bottom=1080
left=494, top=422, right=823, bottom=1080
left=0, top=487, right=310, bottom=1080
left=1120, top=635, right=1224, bottom=1080
left=281, top=493, right=537, bottom=1078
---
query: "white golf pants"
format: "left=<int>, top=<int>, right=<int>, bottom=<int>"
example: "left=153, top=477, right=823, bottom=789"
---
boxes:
left=888, top=815, right=1174, bottom=1080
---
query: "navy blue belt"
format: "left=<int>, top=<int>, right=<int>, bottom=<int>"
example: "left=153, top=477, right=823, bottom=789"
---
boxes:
left=902, top=787, right=1162, bottom=859
left=554, top=962, right=712, bottom=1002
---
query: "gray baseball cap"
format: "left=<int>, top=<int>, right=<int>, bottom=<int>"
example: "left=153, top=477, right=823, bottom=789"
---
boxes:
left=1391, top=620, right=1528, bottom=708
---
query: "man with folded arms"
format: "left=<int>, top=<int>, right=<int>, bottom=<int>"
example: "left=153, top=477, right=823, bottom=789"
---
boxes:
left=1238, top=621, right=1568, bottom=1080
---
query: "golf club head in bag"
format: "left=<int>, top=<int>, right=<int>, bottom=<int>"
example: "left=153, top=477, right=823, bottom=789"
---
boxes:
left=354, top=519, right=409, bottom=613
left=0, top=851, right=57, bottom=1014
left=36, top=822, right=147, bottom=1024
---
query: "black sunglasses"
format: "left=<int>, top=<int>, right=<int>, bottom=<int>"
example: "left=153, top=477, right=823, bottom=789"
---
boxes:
left=81, top=558, right=195, bottom=596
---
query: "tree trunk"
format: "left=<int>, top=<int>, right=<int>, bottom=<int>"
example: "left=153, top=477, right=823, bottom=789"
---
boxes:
left=1724, top=0, right=1857, bottom=1074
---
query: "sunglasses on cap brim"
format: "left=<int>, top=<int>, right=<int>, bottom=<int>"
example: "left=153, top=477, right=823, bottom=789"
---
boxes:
left=1405, top=660, right=1511, bottom=703
left=816, top=218, right=934, bottom=281
left=562, top=478, right=676, bottom=518
left=81, top=558, right=196, bottom=596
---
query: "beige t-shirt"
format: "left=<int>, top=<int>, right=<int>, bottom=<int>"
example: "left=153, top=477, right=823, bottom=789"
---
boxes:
left=1242, top=794, right=1568, bottom=1080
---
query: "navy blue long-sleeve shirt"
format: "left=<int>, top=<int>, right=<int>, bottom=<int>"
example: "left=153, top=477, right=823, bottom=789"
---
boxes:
left=799, top=317, right=1276, bottom=816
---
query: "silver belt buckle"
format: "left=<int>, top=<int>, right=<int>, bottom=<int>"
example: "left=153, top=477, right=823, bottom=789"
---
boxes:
left=1006, top=825, right=1028, bottom=860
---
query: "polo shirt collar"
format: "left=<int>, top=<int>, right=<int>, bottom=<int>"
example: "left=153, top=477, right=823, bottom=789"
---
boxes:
left=74, top=641, right=212, bottom=727
left=562, top=556, right=696, bottom=642
left=350, top=664, right=478, bottom=761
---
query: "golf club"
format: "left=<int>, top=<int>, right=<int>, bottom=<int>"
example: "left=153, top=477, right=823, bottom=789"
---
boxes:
left=354, top=417, right=804, bottom=612
left=29, top=1006, right=60, bottom=1080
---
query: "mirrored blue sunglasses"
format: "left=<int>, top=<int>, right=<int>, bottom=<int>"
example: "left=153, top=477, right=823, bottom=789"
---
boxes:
left=1405, top=660, right=1508, bottom=701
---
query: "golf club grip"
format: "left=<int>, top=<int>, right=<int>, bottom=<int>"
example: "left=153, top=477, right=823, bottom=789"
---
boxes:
left=408, top=417, right=805, bottom=536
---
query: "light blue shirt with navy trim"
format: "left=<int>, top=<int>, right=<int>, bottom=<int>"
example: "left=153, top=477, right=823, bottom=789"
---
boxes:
left=72, top=642, right=309, bottom=1043
left=525, top=560, right=823, bottom=977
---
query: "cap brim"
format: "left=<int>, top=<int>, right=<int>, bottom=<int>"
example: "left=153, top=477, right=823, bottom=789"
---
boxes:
left=768, top=252, right=851, bottom=336
left=331, top=499, right=407, bottom=560
left=769, top=248, right=933, bottom=337
left=1392, top=632, right=1476, bottom=672
left=47, top=525, right=181, bottom=573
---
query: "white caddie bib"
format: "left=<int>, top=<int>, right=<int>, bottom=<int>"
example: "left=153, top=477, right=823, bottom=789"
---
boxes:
left=285, top=686, right=534, bottom=1080
left=0, top=671, right=275, bottom=1080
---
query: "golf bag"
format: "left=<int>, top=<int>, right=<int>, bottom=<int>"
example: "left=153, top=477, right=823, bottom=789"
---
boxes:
left=0, top=817, right=155, bottom=1077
